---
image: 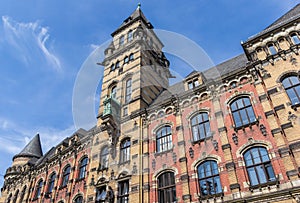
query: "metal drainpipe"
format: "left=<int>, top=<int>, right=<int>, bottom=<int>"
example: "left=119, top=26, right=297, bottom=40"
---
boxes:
left=139, top=116, right=143, bottom=203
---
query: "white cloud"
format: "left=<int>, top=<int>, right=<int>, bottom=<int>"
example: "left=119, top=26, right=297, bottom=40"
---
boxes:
left=1, top=16, right=61, bottom=71
left=0, top=117, right=76, bottom=155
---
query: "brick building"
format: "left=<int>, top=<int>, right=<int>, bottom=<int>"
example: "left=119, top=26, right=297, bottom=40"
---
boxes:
left=1, top=3, right=300, bottom=203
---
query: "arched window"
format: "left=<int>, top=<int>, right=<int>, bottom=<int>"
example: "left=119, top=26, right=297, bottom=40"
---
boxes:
left=12, top=190, right=19, bottom=203
left=110, top=63, right=115, bottom=71
left=291, top=33, right=300, bottom=44
left=7, top=193, right=12, bottom=203
left=127, top=30, right=133, bottom=42
left=268, top=44, right=277, bottom=55
left=129, top=53, right=134, bottom=61
left=74, top=196, right=83, bottom=203
left=197, top=161, right=222, bottom=196
left=61, top=165, right=71, bottom=187
left=244, top=147, right=276, bottom=186
left=156, top=126, right=172, bottom=152
left=230, top=97, right=256, bottom=128
left=191, top=112, right=211, bottom=142
left=96, top=186, right=107, bottom=203
left=100, top=146, right=109, bottom=170
left=117, top=180, right=129, bottom=203
left=110, top=86, right=117, bottom=99
left=282, top=75, right=300, bottom=106
left=115, top=61, right=120, bottom=69
left=125, top=79, right=132, bottom=103
left=47, top=172, right=56, bottom=193
left=157, top=172, right=176, bottom=203
left=120, top=139, right=130, bottom=163
left=35, top=179, right=43, bottom=199
left=19, top=186, right=26, bottom=203
left=124, top=56, right=129, bottom=64
left=78, top=157, right=88, bottom=179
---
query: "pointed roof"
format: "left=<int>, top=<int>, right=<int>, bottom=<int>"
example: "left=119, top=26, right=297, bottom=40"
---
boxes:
left=111, top=4, right=153, bottom=36
left=13, top=134, right=43, bottom=160
left=246, top=4, right=300, bottom=42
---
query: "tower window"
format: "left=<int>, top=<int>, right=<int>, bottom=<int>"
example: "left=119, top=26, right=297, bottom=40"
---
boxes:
left=268, top=44, right=277, bottom=55
left=110, top=64, right=115, bottom=71
left=197, top=160, right=222, bottom=196
left=124, top=56, right=129, bottom=64
left=230, top=97, right=256, bottom=128
left=115, top=61, right=120, bottom=69
left=129, top=53, right=134, bottom=61
left=110, top=86, right=117, bottom=99
left=120, top=139, right=131, bottom=163
left=117, top=180, right=129, bottom=203
left=127, top=30, right=133, bottom=42
left=282, top=75, right=300, bottom=106
left=119, top=35, right=125, bottom=46
left=291, top=33, right=300, bottom=45
left=156, top=126, right=172, bottom=152
left=157, top=172, right=176, bottom=203
left=125, top=79, right=132, bottom=103
left=244, top=147, right=276, bottom=186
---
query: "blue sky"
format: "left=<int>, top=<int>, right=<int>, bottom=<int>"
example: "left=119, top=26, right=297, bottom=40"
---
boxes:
left=0, top=0, right=299, bottom=187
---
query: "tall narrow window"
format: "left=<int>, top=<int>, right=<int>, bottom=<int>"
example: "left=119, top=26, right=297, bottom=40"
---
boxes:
left=127, top=30, right=133, bottom=42
left=79, top=157, right=88, bottom=179
left=124, top=56, right=129, bottom=64
left=157, top=172, right=176, bottom=203
left=117, top=180, right=129, bottom=203
left=268, top=44, right=277, bottom=55
left=47, top=173, right=56, bottom=193
left=230, top=97, right=256, bottom=128
left=244, top=147, right=276, bottom=186
left=291, top=33, right=300, bottom=45
left=191, top=112, right=211, bottom=142
left=125, top=79, right=132, bottom=103
left=19, top=186, right=26, bottom=203
left=35, top=179, right=43, bottom=199
left=282, top=76, right=300, bottom=106
left=100, top=146, right=109, bottom=169
left=197, top=161, right=222, bottom=196
left=119, top=35, right=125, bottom=46
left=111, top=86, right=117, bottom=99
left=129, top=53, right=134, bottom=61
left=12, top=190, right=19, bottom=203
left=96, top=186, right=106, bottom=203
left=74, top=196, right=83, bottom=203
left=7, top=194, right=12, bottom=203
left=120, top=139, right=130, bottom=163
left=62, top=165, right=71, bottom=187
left=156, top=126, right=172, bottom=152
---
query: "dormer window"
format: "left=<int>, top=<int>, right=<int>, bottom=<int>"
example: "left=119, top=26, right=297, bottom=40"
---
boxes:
left=268, top=44, right=277, bottom=55
left=291, top=33, right=300, bottom=45
left=119, top=35, right=125, bottom=46
left=188, top=79, right=199, bottom=89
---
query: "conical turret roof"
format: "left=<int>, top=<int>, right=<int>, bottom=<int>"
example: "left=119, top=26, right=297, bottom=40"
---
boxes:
left=13, top=134, right=43, bottom=160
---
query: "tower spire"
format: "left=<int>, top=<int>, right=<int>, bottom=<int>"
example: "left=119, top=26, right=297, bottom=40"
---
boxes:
left=13, top=133, right=43, bottom=160
left=137, top=2, right=141, bottom=9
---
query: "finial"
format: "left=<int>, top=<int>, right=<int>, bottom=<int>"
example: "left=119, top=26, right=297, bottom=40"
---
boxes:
left=137, top=2, right=141, bottom=9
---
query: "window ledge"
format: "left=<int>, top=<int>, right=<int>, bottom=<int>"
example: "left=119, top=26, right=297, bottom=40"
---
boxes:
left=192, top=136, right=213, bottom=145
left=249, top=179, right=279, bottom=191
left=119, top=160, right=130, bottom=166
left=234, top=120, right=259, bottom=132
left=154, top=148, right=173, bottom=157
left=291, top=103, right=300, bottom=110
left=198, top=192, right=224, bottom=200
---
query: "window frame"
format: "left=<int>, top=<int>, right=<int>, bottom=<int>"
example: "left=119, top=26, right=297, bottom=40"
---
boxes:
left=96, top=186, right=107, bottom=203
left=230, top=97, right=257, bottom=129
left=291, top=33, right=300, bottom=45
left=119, top=35, right=125, bottom=46
left=281, top=75, right=300, bottom=106
left=78, top=157, right=88, bottom=179
left=127, top=30, right=133, bottom=42
left=34, top=179, right=43, bottom=199
left=74, top=195, right=83, bottom=203
left=267, top=43, right=277, bottom=55
left=125, top=78, right=132, bottom=103
left=120, top=138, right=131, bottom=164
left=243, top=147, right=276, bottom=188
left=156, top=126, right=173, bottom=153
left=190, top=112, right=211, bottom=143
left=100, top=146, right=109, bottom=170
left=47, top=172, right=56, bottom=193
left=197, top=160, right=223, bottom=197
left=117, top=180, right=129, bottom=203
left=110, top=85, right=117, bottom=99
left=157, top=172, right=176, bottom=203
left=61, top=165, right=71, bottom=187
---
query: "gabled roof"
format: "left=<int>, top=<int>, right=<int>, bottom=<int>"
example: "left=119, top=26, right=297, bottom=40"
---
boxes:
left=111, top=5, right=153, bottom=36
left=246, top=3, right=300, bottom=42
left=13, top=134, right=43, bottom=160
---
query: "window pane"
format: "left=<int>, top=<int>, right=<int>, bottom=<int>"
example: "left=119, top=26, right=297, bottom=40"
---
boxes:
left=233, top=112, right=242, bottom=127
left=231, top=102, right=238, bottom=111
left=266, top=164, right=276, bottom=181
left=244, top=151, right=253, bottom=166
left=256, top=165, right=267, bottom=184
left=247, top=167, right=259, bottom=186
left=246, top=107, right=256, bottom=123
left=243, top=97, right=251, bottom=106
left=282, top=78, right=292, bottom=88
left=290, top=76, right=299, bottom=86
left=236, top=99, right=244, bottom=109
left=251, top=148, right=261, bottom=164
left=240, top=109, right=249, bottom=125
left=287, top=89, right=298, bottom=105
left=214, top=176, right=222, bottom=194
left=259, top=148, right=270, bottom=162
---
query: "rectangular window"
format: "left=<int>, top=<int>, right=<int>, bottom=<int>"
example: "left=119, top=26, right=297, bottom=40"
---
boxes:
left=118, top=180, right=129, bottom=203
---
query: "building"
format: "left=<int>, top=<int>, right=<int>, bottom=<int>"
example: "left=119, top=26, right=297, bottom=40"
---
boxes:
left=1, top=3, right=300, bottom=203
